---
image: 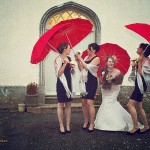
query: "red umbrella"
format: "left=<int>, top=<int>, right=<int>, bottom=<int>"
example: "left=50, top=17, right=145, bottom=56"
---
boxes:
left=82, top=43, right=130, bottom=76
left=31, top=18, right=93, bottom=64
left=125, top=23, right=150, bottom=42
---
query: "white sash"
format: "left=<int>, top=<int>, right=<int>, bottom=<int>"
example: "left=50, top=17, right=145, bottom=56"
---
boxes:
left=54, top=55, right=74, bottom=98
left=79, top=60, right=99, bottom=96
left=137, top=60, right=150, bottom=93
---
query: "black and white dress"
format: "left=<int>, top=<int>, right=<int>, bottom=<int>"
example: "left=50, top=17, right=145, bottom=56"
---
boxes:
left=130, top=64, right=147, bottom=102
left=81, top=56, right=98, bottom=100
left=56, top=57, right=73, bottom=103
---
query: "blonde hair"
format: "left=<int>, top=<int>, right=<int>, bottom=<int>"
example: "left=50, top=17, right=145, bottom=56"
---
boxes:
left=106, top=55, right=117, bottom=63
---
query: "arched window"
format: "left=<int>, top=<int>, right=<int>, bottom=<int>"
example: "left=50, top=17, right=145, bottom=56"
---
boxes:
left=39, top=1, right=101, bottom=87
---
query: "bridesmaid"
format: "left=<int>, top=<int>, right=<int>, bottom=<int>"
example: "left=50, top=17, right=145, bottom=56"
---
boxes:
left=75, top=43, right=100, bottom=132
left=54, top=43, right=75, bottom=134
left=127, top=43, right=150, bottom=135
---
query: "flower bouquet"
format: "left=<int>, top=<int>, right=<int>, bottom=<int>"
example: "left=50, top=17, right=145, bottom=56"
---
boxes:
left=106, top=74, right=114, bottom=83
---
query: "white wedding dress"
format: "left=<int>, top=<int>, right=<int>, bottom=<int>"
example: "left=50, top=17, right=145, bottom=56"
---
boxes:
left=95, top=84, right=141, bottom=131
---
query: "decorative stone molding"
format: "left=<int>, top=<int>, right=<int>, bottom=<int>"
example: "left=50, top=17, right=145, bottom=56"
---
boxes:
left=39, top=1, right=101, bottom=86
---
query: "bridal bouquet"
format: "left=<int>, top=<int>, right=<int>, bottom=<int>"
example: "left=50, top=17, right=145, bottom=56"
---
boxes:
left=106, top=74, right=114, bottom=83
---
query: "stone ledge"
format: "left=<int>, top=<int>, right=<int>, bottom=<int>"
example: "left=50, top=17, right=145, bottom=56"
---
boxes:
left=26, top=103, right=100, bottom=114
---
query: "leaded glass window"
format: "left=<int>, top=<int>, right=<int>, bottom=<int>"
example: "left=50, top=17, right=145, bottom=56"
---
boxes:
left=45, top=10, right=90, bottom=30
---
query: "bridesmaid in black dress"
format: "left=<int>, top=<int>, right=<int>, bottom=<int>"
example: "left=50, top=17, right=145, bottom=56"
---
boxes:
left=54, top=43, right=74, bottom=134
left=75, top=43, right=100, bottom=132
left=127, top=43, right=150, bottom=135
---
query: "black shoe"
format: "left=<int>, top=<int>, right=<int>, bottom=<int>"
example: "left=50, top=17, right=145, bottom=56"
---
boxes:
left=87, top=128, right=94, bottom=133
left=126, top=128, right=140, bottom=135
left=59, top=126, right=66, bottom=135
left=59, top=130, right=66, bottom=135
left=82, top=123, right=90, bottom=130
left=66, top=130, right=71, bottom=133
left=139, top=128, right=150, bottom=134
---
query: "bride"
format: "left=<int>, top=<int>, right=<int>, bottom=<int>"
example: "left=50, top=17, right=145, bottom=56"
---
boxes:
left=94, top=56, right=140, bottom=131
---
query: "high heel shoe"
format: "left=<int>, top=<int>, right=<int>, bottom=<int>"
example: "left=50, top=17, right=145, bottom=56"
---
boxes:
left=82, top=123, right=90, bottom=130
left=59, top=130, right=66, bottom=135
left=126, top=128, right=140, bottom=135
left=59, top=126, right=66, bottom=135
left=87, top=125, right=94, bottom=133
left=87, top=128, right=94, bottom=133
left=66, top=130, right=71, bottom=133
left=139, top=128, right=150, bottom=134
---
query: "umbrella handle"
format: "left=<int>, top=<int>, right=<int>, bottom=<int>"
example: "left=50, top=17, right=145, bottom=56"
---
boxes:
left=47, top=42, right=57, bottom=52
left=65, top=32, right=75, bottom=55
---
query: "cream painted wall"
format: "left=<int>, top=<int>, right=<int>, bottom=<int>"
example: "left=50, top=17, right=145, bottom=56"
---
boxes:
left=0, top=0, right=150, bottom=86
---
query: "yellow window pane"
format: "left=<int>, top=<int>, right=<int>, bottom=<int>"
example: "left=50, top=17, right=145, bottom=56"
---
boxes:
left=57, top=16, right=64, bottom=23
left=80, top=15, right=86, bottom=19
left=48, top=18, right=56, bottom=27
left=71, top=12, right=78, bottom=18
left=61, top=12, right=69, bottom=20
left=54, top=15, right=59, bottom=21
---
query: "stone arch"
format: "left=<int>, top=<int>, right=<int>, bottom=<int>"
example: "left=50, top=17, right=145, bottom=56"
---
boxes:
left=39, top=1, right=101, bottom=86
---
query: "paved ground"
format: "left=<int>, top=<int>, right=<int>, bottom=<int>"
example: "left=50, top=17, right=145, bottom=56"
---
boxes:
left=0, top=110, right=150, bottom=150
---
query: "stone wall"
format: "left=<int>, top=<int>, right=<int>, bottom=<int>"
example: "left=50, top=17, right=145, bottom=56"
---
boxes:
left=0, top=86, right=45, bottom=110
left=0, top=86, right=149, bottom=110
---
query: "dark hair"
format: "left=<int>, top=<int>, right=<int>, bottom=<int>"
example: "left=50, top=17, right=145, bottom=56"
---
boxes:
left=88, top=43, right=100, bottom=53
left=139, top=43, right=150, bottom=58
left=57, top=43, right=68, bottom=54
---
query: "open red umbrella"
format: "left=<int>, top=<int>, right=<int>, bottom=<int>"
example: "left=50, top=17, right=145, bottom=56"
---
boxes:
left=82, top=43, right=130, bottom=76
left=125, top=23, right=150, bottom=42
left=31, top=18, right=93, bottom=64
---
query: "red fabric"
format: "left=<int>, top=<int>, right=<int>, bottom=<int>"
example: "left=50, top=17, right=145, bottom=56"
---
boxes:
left=81, top=43, right=130, bottom=77
left=31, top=18, right=93, bottom=64
left=125, top=23, right=150, bottom=42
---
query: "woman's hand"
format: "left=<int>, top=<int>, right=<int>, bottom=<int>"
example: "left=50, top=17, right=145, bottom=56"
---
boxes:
left=57, top=59, right=68, bottom=77
left=131, top=61, right=137, bottom=68
left=75, top=52, right=81, bottom=61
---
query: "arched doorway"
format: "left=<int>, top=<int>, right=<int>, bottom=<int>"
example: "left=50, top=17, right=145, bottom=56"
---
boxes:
left=39, top=1, right=101, bottom=96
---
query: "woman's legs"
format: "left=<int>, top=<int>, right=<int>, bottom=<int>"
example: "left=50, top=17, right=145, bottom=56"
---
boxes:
left=81, top=99, right=89, bottom=127
left=65, top=102, right=71, bottom=131
left=127, top=99, right=139, bottom=132
left=57, top=102, right=65, bottom=132
left=87, top=99, right=95, bottom=130
left=136, top=102, right=149, bottom=131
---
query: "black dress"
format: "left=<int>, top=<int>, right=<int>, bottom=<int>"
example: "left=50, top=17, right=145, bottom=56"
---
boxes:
left=130, top=65, right=147, bottom=102
left=56, top=58, right=73, bottom=103
left=81, top=56, right=98, bottom=100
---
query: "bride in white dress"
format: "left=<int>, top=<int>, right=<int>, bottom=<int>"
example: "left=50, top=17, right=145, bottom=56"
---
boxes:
left=95, top=56, right=140, bottom=131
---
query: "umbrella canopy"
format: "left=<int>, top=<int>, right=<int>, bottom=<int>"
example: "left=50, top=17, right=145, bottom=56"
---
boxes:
left=125, top=23, right=150, bottom=42
left=82, top=43, right=130, bottom=76
left=31, top=18, right=93, bottom=64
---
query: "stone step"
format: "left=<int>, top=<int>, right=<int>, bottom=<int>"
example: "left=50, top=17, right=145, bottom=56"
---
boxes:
left=27, top=103, right=100, bottom=114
